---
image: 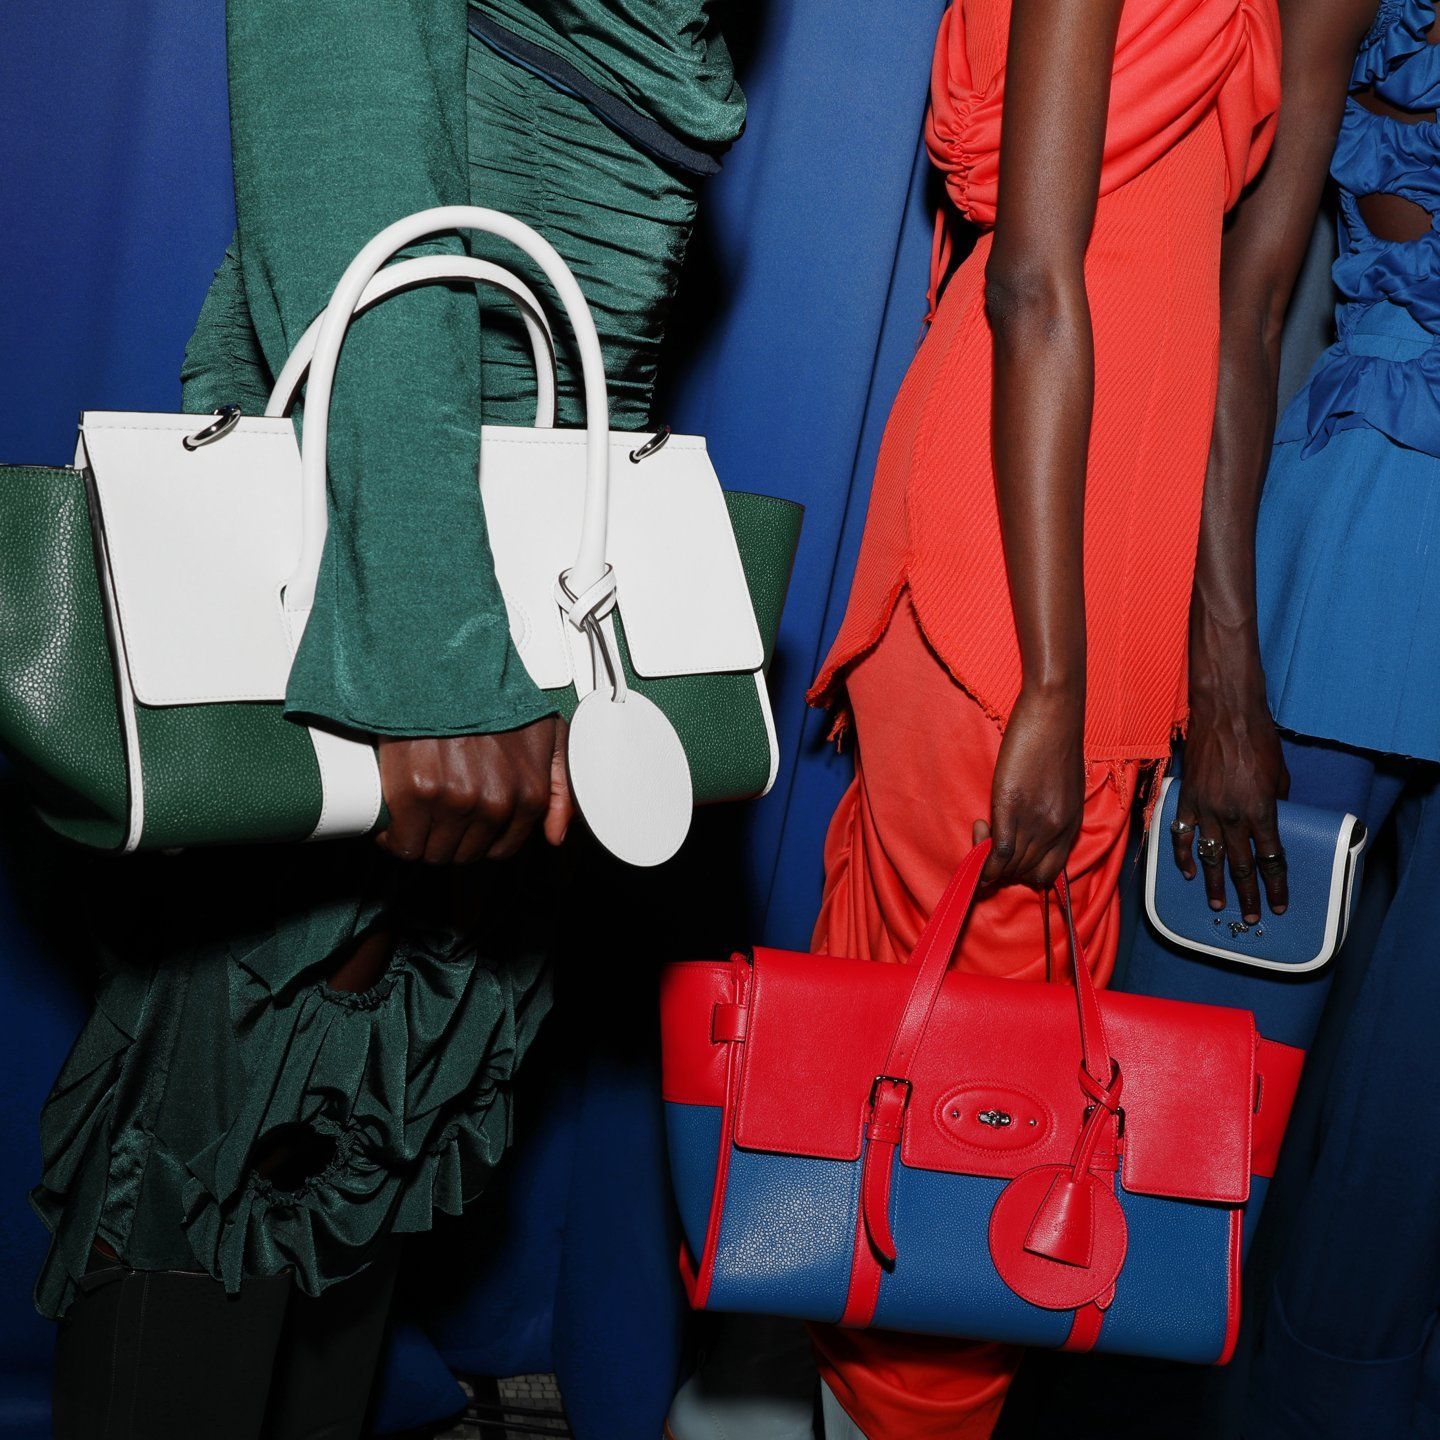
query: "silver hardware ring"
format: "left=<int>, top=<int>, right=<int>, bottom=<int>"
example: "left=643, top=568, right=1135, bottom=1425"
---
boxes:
left=629, top=425, right=671, bottom=463
left=182, top=403, right=242, bottom=451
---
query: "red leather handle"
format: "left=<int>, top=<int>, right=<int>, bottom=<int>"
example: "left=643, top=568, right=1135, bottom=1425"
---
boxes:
left=876, top=840, right=1114, bottom=1099
left=859, top=841, right=1120, bottom=1272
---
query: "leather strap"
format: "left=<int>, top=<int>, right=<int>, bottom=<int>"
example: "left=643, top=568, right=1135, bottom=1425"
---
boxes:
left=283, top=206, right=614, bottom=621
left=859, top=840, right=1118, bottom=1266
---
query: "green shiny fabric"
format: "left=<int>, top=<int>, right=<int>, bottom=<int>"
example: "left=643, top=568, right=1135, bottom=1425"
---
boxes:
left=33, top=15, right=711, bottom=1318
left=476, top=0, right=745, bottom=151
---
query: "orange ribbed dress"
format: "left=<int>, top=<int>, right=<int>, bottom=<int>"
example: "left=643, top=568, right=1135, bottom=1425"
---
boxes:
left=811, top=0, right=1281, bottom=765
left=805, top=3, right=1279, bottom=1436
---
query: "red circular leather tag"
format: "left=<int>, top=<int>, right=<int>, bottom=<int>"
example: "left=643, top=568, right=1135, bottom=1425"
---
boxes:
left=988, top=1165, right=1127, bottom=1310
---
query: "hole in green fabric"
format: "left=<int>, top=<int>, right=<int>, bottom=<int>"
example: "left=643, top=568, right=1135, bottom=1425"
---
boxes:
left=249, top=1124, right=338, bottom=1193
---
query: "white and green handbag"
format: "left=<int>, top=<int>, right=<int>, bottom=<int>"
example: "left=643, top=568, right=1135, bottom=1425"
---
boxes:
left=0, top=207, right=801, bottom=865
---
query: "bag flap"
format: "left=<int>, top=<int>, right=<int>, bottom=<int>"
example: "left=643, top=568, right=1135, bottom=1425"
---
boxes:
left=479, top=427, right=763, bottom=691
left=80, top=412, right=302, bottom=707
left=733, top=947, right=1257, bottom=1205
left=1146, top=777, right=1363, bottom=971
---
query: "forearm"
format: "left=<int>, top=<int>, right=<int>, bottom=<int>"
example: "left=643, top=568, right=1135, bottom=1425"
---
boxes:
left=986, top=263, right=1091, bottom=703
left=1189, top=313, right=1280, bottom=698
left=1189, top=0, right=1378, bottom=699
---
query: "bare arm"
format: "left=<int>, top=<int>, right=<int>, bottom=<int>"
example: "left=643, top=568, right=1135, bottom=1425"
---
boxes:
left=978, top=0, right=1124, bottom=889
left=1176, top=0, right=1377, bottom=921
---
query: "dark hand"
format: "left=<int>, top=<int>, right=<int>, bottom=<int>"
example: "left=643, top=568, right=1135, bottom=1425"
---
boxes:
left=1175, top=648, right=1289, bottom=923
left=978, top=684, right=1086, bottom=890
left=375, top=716, right=574, bottom=864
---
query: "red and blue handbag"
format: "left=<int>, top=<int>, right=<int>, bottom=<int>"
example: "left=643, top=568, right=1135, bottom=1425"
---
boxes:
left=660, top=839, right=1303, bottom=1361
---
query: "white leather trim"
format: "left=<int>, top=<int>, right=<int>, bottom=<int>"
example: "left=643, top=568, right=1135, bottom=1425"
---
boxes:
left=1142, top=776, right=1362, bottom=972
left=78, top=435, right=145, bottom=852
left=305, top=725, right=384, bottom=841
left=753, top=672, right=780, bottom=798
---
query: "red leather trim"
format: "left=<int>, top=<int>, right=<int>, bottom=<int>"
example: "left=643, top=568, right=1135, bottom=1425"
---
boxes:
left=1062, top=1302, right=1107, bottom=1353
left=840, top=1164, right=885, bottom=1328
left=660, top=959, right=737, bottom=1107
left=859, top=1080, right=909, bottom=1264
left=711, top=1003, right=749, bottom=1044
left=689, top=958, right=750, bottom=1308
left=1251, top=1039, right=1304, bottom=1181
left=990, top=1166, right=1128, bottom=1310
left=1217, top=1205, right=1244, bottom=1366
left=678, top=1243, right=699, bottom=1303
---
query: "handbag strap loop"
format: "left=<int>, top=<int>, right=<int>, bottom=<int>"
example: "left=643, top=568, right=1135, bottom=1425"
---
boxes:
left=876, top=840, right=1116, bottom=1108
left=283, top=206, right=610, bottom=619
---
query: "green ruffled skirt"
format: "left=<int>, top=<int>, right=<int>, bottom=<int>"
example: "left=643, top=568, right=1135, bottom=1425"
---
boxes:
left=33, top=34, right=703, bottom=1318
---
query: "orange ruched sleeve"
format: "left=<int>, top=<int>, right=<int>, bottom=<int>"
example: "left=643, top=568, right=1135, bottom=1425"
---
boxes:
left=926, top=0, right=1280, bottom=226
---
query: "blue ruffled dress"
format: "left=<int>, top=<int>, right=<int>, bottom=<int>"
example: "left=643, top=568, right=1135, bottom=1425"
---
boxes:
left=1257, top=0, right=1440, bottom=762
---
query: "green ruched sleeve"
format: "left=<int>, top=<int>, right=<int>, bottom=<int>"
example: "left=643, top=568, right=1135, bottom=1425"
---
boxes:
left=222, top=0, right=551, bottom=738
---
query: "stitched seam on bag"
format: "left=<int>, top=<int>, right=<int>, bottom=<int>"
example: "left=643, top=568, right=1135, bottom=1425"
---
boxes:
left=478, top=434, right=704, bottom=450
left=84, top=424, right=292, bottom=437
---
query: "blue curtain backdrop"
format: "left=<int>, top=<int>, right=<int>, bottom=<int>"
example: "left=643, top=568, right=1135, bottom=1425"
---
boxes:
left=0, top=2, right=942, bottom=1435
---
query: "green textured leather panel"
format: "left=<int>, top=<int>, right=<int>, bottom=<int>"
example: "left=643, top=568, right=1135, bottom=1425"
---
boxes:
left=725, top=490, right=803, bottom=671
left=133, top=701, right=323, bottom=850
left=0, top=466, right=128, bottom=847
left=0, top=466, right=799, bottom=843
left=548, top=489, right=802, bottom=804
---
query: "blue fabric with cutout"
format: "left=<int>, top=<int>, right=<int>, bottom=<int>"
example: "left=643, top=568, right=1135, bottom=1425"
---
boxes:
left=1259, top=0, right=1440, bottom=762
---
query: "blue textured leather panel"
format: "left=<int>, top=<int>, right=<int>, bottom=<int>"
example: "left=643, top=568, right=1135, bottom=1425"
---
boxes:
left=707, top=1145, right=861, bottom=1322
left=1149, top=778, right=1363, bottom=969
left=1099, top=1188, right=1232, bottom=1362
left=872, top=1165, right=1074, bottom=1347
left=666, top=1102, right=724, bottom=1263
left=673, top=1114, right=1236, bottom=1359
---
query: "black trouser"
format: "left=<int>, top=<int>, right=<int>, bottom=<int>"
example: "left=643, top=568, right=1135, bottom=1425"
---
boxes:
left=52, top=1246, right=400, bottom=1440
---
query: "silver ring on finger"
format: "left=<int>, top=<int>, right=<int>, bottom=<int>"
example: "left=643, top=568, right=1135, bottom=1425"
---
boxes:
left=1257, top=850, right=1286, bottom=871
left=1169, top=818, right=1195, bottom=837
left=1196, top=836, right=1224, bottom=866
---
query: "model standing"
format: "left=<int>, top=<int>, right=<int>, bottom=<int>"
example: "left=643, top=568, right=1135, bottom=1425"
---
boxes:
left=1131, top=0, right=1440, bottom=1433
left=805, top=0, right=1290, bottom=1434
left=35, top=3, right=742, bottom=1436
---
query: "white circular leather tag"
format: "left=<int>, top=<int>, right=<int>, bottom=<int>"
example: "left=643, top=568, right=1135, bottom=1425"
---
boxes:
left=568, top=690, right=692, bottom=867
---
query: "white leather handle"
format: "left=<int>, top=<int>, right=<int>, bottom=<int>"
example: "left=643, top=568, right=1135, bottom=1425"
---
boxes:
left=264, top=254, right=558, bottom=430
left=285, top=206, right=610, bottom=618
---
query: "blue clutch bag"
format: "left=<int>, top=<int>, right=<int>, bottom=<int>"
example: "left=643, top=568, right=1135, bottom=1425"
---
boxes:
left=1144, top=776, right=1367, bottom=972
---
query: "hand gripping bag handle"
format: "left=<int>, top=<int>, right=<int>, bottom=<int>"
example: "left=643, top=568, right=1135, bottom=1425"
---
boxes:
left=858, top=839, right=1120, bottom=1264
left=283, top=206, right=611, bottom=620
left=266, top=253, right=558, bottom=429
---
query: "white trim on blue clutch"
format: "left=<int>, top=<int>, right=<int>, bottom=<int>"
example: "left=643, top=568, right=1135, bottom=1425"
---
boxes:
left=1143, top=776, right=1367, bottom=973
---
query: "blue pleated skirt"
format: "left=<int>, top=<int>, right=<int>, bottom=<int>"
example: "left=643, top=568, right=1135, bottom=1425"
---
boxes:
left=1258, top=305, right=1440, bottom=762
